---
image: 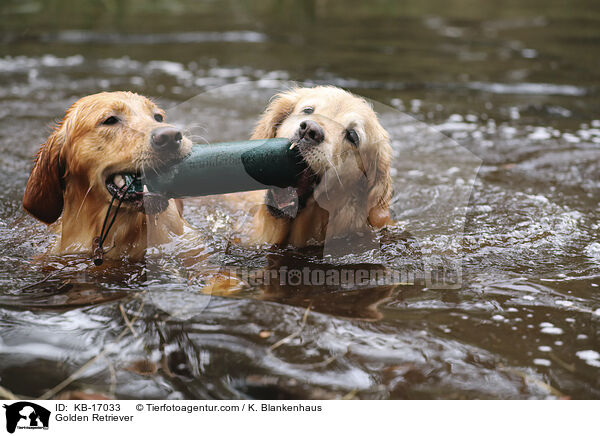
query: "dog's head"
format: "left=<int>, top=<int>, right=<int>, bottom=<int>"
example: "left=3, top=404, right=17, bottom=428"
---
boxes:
left=252, top=86, right=392, bottom=230
left=23, top=91, right=192, bottom=224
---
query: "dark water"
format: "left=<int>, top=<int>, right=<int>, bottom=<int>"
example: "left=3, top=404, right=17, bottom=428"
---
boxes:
left=1, top=0, right=599, bottom=399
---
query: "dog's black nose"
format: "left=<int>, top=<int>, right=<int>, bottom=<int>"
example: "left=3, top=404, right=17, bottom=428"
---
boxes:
left=151, top=126, right=182, bottom=152
left=298, top=120, right=324, bottom=145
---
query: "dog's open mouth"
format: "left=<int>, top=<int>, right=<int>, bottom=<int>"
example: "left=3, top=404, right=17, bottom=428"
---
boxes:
left=105, top=172, right=169, bottom=214
left=265, top=160, right=319, bottom=219
left=105, top=173, right=144, bottom=206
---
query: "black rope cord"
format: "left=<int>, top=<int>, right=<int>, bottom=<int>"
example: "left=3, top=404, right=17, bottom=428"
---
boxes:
left=92, top=176, right=138, bottom=266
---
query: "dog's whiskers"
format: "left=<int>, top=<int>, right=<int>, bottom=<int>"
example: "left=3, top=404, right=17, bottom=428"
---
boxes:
left=324, top=155, right=343, bottom=187
left=189, top=133, right=210, bottom=145
left=75, top=183, right=94, bottom=220
left=183, top=123, right=208, bottom=133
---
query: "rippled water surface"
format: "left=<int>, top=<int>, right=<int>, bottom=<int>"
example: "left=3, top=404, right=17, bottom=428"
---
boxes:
left=1, top=0, right=599, bottom=399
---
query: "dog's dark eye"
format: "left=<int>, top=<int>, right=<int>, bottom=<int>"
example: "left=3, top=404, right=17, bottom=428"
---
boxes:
left=346, top=128, right=359, bottom=147
left=154, top=113, right=164, bottom=122
left=301, top=107, right=314, bottom=114
left=102, top=116, right=120, bottom=126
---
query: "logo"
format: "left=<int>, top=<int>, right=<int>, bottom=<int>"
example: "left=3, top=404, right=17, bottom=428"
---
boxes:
left=3, top=402, right=50, bottom=434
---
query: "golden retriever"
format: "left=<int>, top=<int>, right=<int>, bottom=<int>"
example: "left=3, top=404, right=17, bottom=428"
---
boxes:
left=246, top=86, right=393, bottom=247
left=22, top=91, right=191, bottom=262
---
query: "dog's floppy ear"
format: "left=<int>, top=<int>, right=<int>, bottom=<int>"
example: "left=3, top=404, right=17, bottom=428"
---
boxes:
left=367, top=136, right=393, bottom=229
left=23, top=127, right=66, bottom=224
left=251, top=89, right=298, bottom=139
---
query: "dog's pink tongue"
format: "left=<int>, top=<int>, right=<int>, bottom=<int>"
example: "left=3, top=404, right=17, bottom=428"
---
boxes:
left=270, top=186, right=297, bottom=209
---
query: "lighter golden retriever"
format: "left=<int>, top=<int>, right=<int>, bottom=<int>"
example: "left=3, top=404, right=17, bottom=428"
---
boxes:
left=245, top=86, right=393, bottom=247
left=23, top=91, right=191, bottom=262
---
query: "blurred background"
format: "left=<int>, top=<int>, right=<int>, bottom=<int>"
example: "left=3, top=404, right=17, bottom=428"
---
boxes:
left=0, top=0, right=599, bottom=399
left=2, top=0, right=598, bottom=123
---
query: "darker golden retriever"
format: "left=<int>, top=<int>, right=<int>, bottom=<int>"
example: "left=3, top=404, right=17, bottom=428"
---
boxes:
left=23, top=91, right=191, bottom=262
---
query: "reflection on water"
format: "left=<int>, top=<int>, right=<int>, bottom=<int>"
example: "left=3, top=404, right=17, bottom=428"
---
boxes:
left=0, top=0, right=599, bottom=399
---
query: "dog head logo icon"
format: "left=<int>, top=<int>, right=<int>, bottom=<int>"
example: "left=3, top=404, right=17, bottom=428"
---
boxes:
left=3, top=402, right=50, bottom=434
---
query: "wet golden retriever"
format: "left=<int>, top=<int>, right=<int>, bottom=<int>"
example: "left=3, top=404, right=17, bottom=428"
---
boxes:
left=245, top=86, right=393, bottom=247
left=24, top=87, right=391, bottom=264
left=23, top=91, right=191, bottom=262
